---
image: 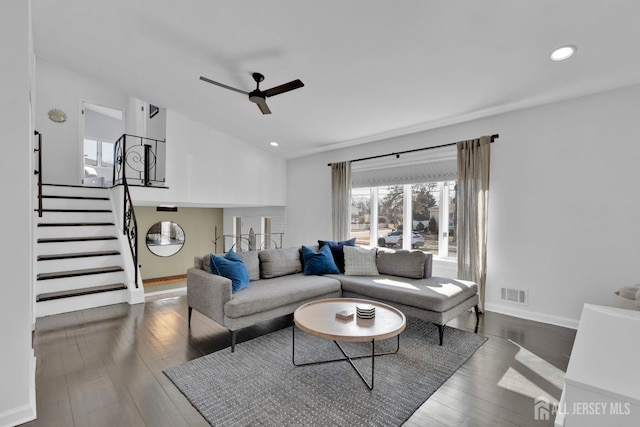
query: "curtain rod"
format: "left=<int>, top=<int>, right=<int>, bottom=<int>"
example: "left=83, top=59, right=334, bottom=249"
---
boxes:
left=327, top=134, right=499, bottom=167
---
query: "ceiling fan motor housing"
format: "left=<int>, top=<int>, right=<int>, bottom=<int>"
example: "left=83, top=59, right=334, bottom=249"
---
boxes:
left=249, top=90, right=265, bottom=103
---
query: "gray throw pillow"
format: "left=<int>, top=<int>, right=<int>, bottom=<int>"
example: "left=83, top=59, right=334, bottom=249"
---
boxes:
left=258, top=247, right=303, bottom=279
left=236, top=250, right=260, bottom=281
left=376, top=249, right=426, bottom=279
left=201, top=254, right=212, bottom=273
left=343, top=246, right=379, bottom=276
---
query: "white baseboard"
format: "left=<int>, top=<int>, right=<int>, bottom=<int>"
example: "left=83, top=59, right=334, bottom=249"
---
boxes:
left=144, top=286, right=187, bottom=298
left=128, top=286, right=145, bottom=305
left=0, top=351, right=36, bottom=427
left=485, top=302, right=580, bottom=330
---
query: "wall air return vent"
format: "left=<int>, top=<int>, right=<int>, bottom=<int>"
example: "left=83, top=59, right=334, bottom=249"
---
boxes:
left=500, top=287, right=528, bottom=305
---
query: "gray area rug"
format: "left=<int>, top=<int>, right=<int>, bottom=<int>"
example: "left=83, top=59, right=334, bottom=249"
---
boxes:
left=164, top=317, right=486, bottom=426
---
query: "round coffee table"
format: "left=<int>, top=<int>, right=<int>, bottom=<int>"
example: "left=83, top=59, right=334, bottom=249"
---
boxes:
left=293, top=298, right=406, bottom=389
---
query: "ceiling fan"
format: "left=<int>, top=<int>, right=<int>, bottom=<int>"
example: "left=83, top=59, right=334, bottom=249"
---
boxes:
left=199, top=72, right=304, bottom=115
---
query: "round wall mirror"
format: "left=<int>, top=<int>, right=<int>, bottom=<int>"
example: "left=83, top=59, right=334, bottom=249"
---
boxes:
left=146, top=221, right=185, bottom=257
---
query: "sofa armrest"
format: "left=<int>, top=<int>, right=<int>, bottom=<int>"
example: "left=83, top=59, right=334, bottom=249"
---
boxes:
left=187, top=267, right=232, bottom=326
left=424, top=252, right=433, bottom=278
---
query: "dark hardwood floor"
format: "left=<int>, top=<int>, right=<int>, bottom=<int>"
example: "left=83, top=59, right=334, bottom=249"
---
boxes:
left=22, top=292, right=576, bottom=426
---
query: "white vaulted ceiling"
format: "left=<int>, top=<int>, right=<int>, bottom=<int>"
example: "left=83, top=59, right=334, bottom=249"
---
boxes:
left=32, top=0, right=640, bottom=158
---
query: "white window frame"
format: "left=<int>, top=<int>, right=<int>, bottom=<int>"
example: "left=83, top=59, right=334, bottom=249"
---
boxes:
left=83, top=137, right=115, bottom=168
left=352, top=181, right=456, bottom=260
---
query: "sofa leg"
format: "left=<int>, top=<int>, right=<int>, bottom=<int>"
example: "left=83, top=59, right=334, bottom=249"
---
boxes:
left=230, top=330, right=237, bottom=353
left=474, top=305, right=480, bottom=333
left=188, top=306, right=192, bottom=328
left=437, top=324, right=444, bottom=346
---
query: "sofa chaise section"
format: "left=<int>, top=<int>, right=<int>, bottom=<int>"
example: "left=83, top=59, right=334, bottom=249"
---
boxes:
left=336, top=274, right=479, bottom=345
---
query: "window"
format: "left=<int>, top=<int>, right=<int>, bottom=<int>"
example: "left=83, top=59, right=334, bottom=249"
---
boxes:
left=83, top=139, right=98, bottom=166
left=83, top=138, right=115, bottom=167
left=350, top=180, right=457, bottom=259
left=349, top=144, right=458, bottom=258
left=351, top=187, right=372, bottom=246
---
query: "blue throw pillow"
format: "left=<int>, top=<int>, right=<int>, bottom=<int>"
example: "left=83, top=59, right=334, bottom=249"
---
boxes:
left=318, top=238, right=356, bottom=273
left=301, top=245, right=340, bottom=275
left=210, top=249, right=250, bottom=293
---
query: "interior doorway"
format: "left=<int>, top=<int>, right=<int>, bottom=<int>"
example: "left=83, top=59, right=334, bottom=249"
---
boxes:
left=82, top=102, right=124, bottom=187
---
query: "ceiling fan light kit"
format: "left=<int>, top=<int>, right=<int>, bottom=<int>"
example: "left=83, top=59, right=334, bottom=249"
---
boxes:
left=200, top=72, right=304, bottom=115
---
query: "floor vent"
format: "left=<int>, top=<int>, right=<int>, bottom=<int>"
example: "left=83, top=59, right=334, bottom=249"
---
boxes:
left=500, top=287, right=528, bottom=305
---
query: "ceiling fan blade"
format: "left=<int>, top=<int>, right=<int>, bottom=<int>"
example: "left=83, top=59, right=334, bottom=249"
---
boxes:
left=254, top=98, right=272, bottom=115
left=199, top=76, right=249, bottom=95
left=264, top=79, right=304, bottom=97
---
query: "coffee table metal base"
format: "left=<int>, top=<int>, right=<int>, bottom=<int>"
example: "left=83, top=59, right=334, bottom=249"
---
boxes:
left=291, top=325, right=400, bottom=390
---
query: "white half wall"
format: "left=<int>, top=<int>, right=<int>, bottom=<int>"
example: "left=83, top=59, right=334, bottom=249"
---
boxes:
left=0, top=0, right=36, bottom=425
left=130, top=110, right=287, bottom=207
left=223, top=206, right=287, bottom=251
left=35, top=58, right=128, bottom=185
left=286, top=84, right=640, bottom=328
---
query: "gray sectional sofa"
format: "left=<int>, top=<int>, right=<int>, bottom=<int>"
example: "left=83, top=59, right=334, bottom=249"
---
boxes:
left=187, top=246, right=479, bottom=352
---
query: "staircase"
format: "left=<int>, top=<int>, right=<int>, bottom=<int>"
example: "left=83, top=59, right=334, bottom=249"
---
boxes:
left=35, top=184, right=139, bottom=317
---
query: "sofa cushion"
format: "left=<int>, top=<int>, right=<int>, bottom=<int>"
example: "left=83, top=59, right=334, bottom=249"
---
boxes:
left=376, top=249, right=426, bottom=279
left=224, top=275, right=342, bottom=318
left=236, top=250, right=260, bottom=281
left=258, top=247, right=303, bottom=279
left=210, top=250, right=249, bottom=293
left=301, top=245, right=340, bottom=275
left=318, top=238, right=356, bottom=273
left=201, top=254, right=212, bottom=273
left=343, top=246, right=379, bottom=276
left=337, top=274, right=478, bottom=312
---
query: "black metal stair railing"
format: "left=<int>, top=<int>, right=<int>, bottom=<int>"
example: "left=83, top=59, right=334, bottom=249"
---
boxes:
left=113, top=134, right=166, bottom=187
left=213, top=231, right=285, bottom=253
left=122, top=173, right=139, bottom=288
left=112, top=133, right=166, bottom=289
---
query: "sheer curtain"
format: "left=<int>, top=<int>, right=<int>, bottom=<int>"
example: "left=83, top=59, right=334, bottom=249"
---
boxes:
left=457, top=136, right=491, bottom=311
left=331, top=161, right=351, bottom=241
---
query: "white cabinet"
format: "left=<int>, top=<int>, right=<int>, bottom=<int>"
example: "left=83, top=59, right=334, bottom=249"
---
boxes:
left=555, top=304, right=640, bottom=426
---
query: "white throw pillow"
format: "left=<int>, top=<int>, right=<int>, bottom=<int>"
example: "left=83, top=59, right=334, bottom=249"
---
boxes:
left=343, top=246, right=379, bottom=276
left=618, top=286, right=639, bottom=300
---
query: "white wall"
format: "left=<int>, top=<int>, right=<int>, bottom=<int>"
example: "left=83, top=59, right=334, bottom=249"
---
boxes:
left=34, top=61, right=287, bottom=208
left=84, top=109, right=123, bottom=141
left=35, top=59, right=128, bottom=185
left=0, top=0, right=36, bottom=425
left=146, top=104, right=166, bottom=141
left=287, top=84, right=640, bottom=328
left=130, top=110, right=287, bottom=207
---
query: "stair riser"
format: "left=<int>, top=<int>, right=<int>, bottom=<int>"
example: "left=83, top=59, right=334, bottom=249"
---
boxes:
left=39, top=211, right=116, bottom=223
left=42, top=198, right=112, bottom=211
left=36, top=271, right=126, bottom=295
left=36, top=225, right=117, bottom=239
left=36, top=239, right=121, bottom=255
left=42, top=185, right=110, bottom=198
left=35, top=290, right=129, bottom=317
left=37, top=255, right=124, bottom=274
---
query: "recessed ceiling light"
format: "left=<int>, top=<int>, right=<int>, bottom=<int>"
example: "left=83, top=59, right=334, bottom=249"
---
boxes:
left=550, top=45, right=576, bottom=61
left=270, top=142, right=279, bottom=147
